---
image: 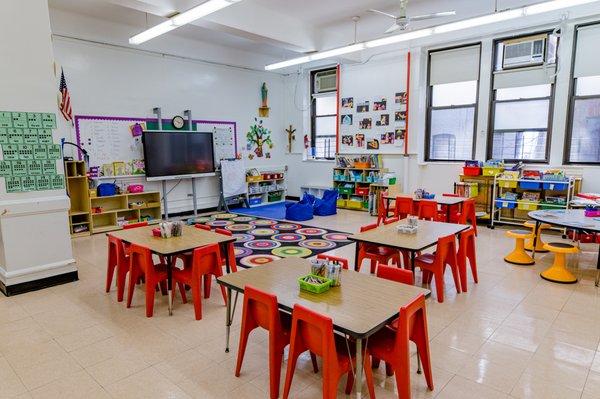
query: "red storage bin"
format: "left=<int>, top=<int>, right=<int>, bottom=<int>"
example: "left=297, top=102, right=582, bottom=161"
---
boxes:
left=463, top=166, right=481, bottom=176
left=355, top=187, right=369, bottom=196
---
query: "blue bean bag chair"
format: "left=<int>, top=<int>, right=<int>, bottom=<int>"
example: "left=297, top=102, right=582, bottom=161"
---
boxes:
left=285, top=194, right=314, bottom=221
left=314, top=189, right=338, bottom=216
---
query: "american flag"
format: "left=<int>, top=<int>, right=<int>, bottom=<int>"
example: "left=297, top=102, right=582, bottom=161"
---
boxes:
left=58, top=68, right=73, bottom=123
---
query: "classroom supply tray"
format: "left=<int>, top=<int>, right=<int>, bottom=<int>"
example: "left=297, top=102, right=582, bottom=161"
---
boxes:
left=298, top=274, right=332, bottom=294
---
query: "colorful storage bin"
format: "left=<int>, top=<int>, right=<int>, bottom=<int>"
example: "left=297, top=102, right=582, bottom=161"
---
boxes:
left=495, top=199, right=516, bottom=209
left=482, top=167, right=504, bottom=176
left=355, top=187, right=369, bottom=196
left=498, top=180, right=518, bottom=189
left=336, top=199, right=347, bottom=208
left=519, top=181, right=541, bottom=190
left=517, top=200, right=539, bottom=211
left=463, top=166, right=481, bottom=176
left=542, top=182, right=568, bottom=191
left=346, top=200, right=363, bottom=210
left=248, top=197, right=262, bottom=206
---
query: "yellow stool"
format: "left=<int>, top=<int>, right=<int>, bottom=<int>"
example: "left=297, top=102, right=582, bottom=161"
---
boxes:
left=504, top=230, right=535, bottom=265
left=523, top=221, right=551, bottom=253
left=540, top=242, right=579, bottom=284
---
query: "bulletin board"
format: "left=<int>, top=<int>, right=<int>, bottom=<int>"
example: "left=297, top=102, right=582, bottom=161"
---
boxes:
left=0, top=111, right=64, bottom=193
left=74, top=115, right=237, bottom=174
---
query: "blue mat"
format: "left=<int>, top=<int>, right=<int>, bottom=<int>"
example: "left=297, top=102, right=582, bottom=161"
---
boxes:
left=230, top=201, right=293, bottom=220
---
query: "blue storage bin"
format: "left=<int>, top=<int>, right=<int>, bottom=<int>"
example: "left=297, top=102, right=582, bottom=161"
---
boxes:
left=496, top=199, right=516, bottom=209
left=542, top=182, right=568, bottom=191
left=519, top=181, right=541, bottom=190
left=248, top=197, right=262, bottom=206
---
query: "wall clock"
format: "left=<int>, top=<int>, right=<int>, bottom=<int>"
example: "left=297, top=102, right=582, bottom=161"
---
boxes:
left=172, top=115, right=185, bottom=130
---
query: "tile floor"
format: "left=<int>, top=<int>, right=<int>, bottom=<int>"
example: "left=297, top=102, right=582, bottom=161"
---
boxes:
left=1, top=209, right=599, bottom=398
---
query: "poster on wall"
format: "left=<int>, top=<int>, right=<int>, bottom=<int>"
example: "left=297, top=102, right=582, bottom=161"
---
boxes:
left=341, top=135, right=353, bottom=146
left=395, top=111, right=407, bottom=122
left=373, top=98, right=387, bottom=111
left=355, top=133, right=365, bottom=147
left=367, top=137, right=380, bottom=150
left=376, top=114, right=389, bottom=126
left=381, top=132, right=394, bottom=145
left=359, top=118, right=372, bottom=129
left=341, top=97, right=354, bottom=108
left=340, top=114, right=353, bottom=126
left=395, top=92, right=407, bottom=104
left=357, top=101, right=370, bottom=113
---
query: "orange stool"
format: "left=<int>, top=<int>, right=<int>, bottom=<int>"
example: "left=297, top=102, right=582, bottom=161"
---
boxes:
left=504, top=230, right=535, bottom=265
left=316, top=254, right=349, bottom=269
left=282, top=304, right=376, bottom=399
left=540, top=242, right=579, bottom=284
left=457, top=227, right=478, bottom=292
left=524, top=221, right=551, bottom=253
left=126, top=244, right=168, bottom=317
left=357, top=223, right=400, bottom=273
left=368, top=293, right=434, bottom=399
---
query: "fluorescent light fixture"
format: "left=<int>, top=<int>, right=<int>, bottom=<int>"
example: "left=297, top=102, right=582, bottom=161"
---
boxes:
left=129, top=0, right=242, bottom=45
left=265, top=0, right=600, bottom=70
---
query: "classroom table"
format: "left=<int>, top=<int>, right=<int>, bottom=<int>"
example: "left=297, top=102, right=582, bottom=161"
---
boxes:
left=383, top=194, right=469, bottom=222
left=109, top=225, right=236, bottom=315
left=528, top=209, right=600, bottom=286
left=217, top=257, right=430, bottom=399
left=349, top=219, right=470, bottom=271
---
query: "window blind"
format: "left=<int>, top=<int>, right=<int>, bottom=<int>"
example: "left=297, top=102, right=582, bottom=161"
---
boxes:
left=429, top=45, right=481, bottom=86
left=574, top=24, right=600, bottom=78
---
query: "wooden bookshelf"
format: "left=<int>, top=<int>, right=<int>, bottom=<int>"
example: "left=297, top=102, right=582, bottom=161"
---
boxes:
left=333, top=166, right=387, bottom=212
left=89, top=191, right=161, bottom=234
left=65, top=161, right=91, bottom=237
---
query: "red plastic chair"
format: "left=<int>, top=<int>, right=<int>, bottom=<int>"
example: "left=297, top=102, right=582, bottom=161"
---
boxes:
left=235, top=285, right=317, bottom=399
left=377, top=194, right=395, bottom=225
left=384, top=216, right=400, bottom=225
left=394, top=197, right=414, bottom=219
left=171, top=244, right=227, bottom=320
left=126, top=244, right=168, bottom=317
left=215, top=228, right=238, bottom=273
left=438, top=194, right=461, bottom=222
left=106, top=235, right=129, bottom=302
left=195, top=223, right=211, bottom=231
left=368, top=293, right=433, bottom=399
left=316, top=254, right=349, bottom=270
left=456, top=199, right=477, bottom=235
left=376, top=264, right=414, bottom=285
left=357, top=223, right=400, bottom=273
left=282, top=304, right=376, bottom=399
left=414, top=234, right=461, bottom=303
left=123, top=221, right=148, bottom=230
left=174, top=223, right=213, bottom=268
left=417, top=200, right=440, bottom=221
left=457, top=227, right=478, bottom=292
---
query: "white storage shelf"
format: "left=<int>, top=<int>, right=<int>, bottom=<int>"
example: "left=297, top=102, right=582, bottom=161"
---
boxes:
left=245, top=170, right=286, bottom=208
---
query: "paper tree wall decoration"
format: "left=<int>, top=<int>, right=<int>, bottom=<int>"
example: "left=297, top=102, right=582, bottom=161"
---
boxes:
left=246, top=118, right=272, bottom=159
left=285, top=125, right=296, bottom=153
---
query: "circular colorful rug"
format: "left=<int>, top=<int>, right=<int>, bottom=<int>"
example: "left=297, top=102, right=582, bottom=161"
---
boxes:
left=273, top=223, right=302, bottom=231
left=295, top=227, right=328, bottom=236
left=244, top=239, right=281, bottom=250
left=271, top=233, right=306, bottom=243
left=299, top=239, right=337, bottom=250
left=322, top=233, right=351, bottom=242
left=240, top=254, right=281, bottom=268
left=271, top=246, right=313, bottom=258
left=250, top=228, right=279, bottom=236
left=206, top=220, right=234, bottom=227
left=190, top=216, right=213, bottom=223
left=232, top=233, right=254, bottom=243
left=234, top=247, right=253, bottom=258
left=225, top=223, right=254, bottom=232
left=213, top=213, right=238, bottom=219
left=250, top=219, right=277, bottom=226
left=232, top=216, right=256, bottom=222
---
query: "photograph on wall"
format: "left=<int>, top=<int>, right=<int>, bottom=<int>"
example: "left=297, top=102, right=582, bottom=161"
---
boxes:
left=376, top=114, right=390, bottom=126
left=394, top=129, right=405, bottom=141
left=381, top=132, right=395, bottom=145
left=359, top=118, right=372, bottom=129
left=340, top=114, right=353, bottom=126
left=341, top=135, right=354, bottom=146
left=355, top=133, right=365, bottom=148
left=367, top=137, right=380, bottom=150
left=357, top=101, right=370, bottom=113
left=395, top=111, right=407, bottom=122
left=341, top=97, right=354, bottom=108
left=373, top=98, right=387, bottom=111
left=395, top=92, right=407, bottom=104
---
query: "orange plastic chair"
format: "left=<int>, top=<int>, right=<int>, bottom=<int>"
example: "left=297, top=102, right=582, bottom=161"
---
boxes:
left=215, top=228, right=238, bottom=273
left=126, top=244, right=168, bottom=317
left=376, top=264, right=414, bottom=285
left=438, top=193, right=461, bottom=222
left=195, top=223, right=211, bottom=231
left=235, top=285, right=317, bottom=399
left=368, top=293, right=433, bottom=399
left=417, top=200, right=440, bottom=221
left=457, top=199, right=477, bottom=235
left=106, top=235, right=129, bottom=302
left=457, top=227, right=478, bottom=292
left=357, top=223, right=400, bottom=273
left=394, top=197, right=414, bottom=219
left=171, top=244, right=227, bottom=320
left=414, top=234, right=461, bottom=303
left=282, top=304, right=376, bottom=399
left=316, top=254, right=349, bottom=270
left=377, top=194, right=395, bottom=225
left=174, top=223, right=213, bottom=268
left=123, top=221, right=149, bottom=229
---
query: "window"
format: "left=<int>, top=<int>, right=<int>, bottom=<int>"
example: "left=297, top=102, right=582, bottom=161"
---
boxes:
left=566, top=24, right=600, bottom=164
left=426, top=44, right=480, bottom=161
left=488, top=33, right=558, bottom=163
left=310, top=68, right=337, bottom=159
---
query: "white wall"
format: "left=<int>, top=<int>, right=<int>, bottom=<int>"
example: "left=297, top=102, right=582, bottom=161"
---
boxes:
left=50, top=9, right=289, bottom=214
left=0, top=0, right=75, bottom=291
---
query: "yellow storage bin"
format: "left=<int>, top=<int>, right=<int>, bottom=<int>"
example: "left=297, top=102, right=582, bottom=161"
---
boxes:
left=482, top=167, right=505, bottom=176
left=336, top=199, right=347, bottom=208
left=498, top=179, right=518, bottom=189
left=346, top=200, right=363, bottom=210
left=517, top=200, right=539, bottom=211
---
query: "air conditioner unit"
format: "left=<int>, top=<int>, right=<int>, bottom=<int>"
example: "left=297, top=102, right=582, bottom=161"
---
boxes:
left=502, top=36, right=546, bottom=69
left=314, top=70, right=337, bottom=93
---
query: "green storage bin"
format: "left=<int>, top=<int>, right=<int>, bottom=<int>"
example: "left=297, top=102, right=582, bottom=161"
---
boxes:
left=339, top=187, right=353, bottom=195
left=268, top=193, right=282, bottom=202
left=298, top=274, right=331, bottom=294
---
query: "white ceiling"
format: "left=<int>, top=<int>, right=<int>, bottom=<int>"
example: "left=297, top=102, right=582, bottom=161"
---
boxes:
left=47, top=0, right=596, bottom=65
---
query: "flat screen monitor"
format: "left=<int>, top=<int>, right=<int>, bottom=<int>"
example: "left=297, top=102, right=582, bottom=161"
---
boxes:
left=142, top=131, right=215, bottom=180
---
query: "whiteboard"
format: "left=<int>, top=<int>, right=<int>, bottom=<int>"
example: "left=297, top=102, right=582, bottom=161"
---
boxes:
left=75, top=115, right=237, bottom=170
left=220, top=159, right=246, bottom=198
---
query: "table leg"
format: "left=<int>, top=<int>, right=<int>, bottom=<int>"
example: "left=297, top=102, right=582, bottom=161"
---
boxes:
left=225, top=287, right=232, bottom=353
left=410, top=250, right=416, bottom=271
left=166, top=255, right=173, bottom=316
left=446, top=205, right=451, bottom=223
left=354, top=242, right=360, bottom=272
left=355, top=338, right=363, bottom=399
left=221, top=242, right=231, bottom=274
left=531, top=221, right=540, bottom=260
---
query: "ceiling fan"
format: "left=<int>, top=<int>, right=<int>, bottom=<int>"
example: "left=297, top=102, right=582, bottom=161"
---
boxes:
left=369, top=0, right=456, bottom=34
